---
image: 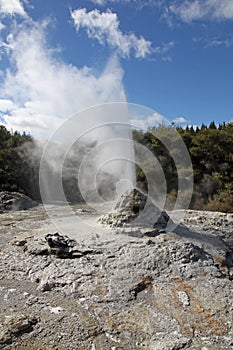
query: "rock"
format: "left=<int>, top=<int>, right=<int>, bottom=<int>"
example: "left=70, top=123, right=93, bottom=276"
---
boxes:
left=129, top=275, right=153, bottom=300
left=178, top=290, right=190, bottom=307
left=114, top=188, right=147, bottom=212
left=45, top=232, right=100, bottom=258
left=25, top=232, right=101, bottom=259
left=0, top=191, right=38, bottom=212
left=45, top=232, right=77, bottom=258
left=37, top=279, right=56, bottom=292
left=98, top=188, right=171, bottom=229
left=10, top=238, right=27, bottom=246
left=25, top=236, right=50, bottom=256
left=149, top=333, right=192, bottom=350
left=0, top=315, right=38, bottom=346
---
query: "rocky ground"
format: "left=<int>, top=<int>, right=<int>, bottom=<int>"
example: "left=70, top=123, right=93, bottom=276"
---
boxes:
left=0, top=200, right=233, bottom=349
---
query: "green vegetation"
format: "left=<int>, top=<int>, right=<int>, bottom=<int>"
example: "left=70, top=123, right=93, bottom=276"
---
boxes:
left=0, top=122, right=232, bottom=212
left=133, top=121, right=233, bottom=212
left=0, top=125, right=37, bottom=197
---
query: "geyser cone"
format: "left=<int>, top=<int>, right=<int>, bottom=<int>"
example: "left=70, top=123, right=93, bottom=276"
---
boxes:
left=114, top=188, right=147, bottom=213
left=98, top=188, right=170, bottom=229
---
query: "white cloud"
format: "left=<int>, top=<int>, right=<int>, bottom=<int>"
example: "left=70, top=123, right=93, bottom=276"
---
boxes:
left=172, top=117, right=188, bottom=124
left=154, top=40, right=174, bottom=54
left=91, top=0, right=106, bottom=5
left=91, top=0, right=159, bottom=7
left=1, top=22, right=125, bottom=136
left=88, top=0, right=233, bottom=22
left=0, top=98, right=15, bottom=111
left=71, top=8, right=152, bottom=59
left=131, top=112, right=165, bottom=129
left=214, top=0, right=233, bottom=19
left=169, top=1, right=203, bottom=22
left=193, top=34, right=233, bottom=48
left=0, top=0, right=27, bottom=17
left=169, top=0, right=233, bottom=22
left=207, top=35, right=233, bottom=48
left=147, top=113, right=164, bottom=125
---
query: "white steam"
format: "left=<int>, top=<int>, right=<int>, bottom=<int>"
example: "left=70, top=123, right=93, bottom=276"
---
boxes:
left=2, top=21, right=126, bottom=137
left=40, top=103, right=136, bottom=208
left=0, top=20, right=137, bottom=205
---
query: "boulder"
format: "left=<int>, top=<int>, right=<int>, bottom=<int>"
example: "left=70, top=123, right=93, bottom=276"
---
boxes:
left=0, top=191, right=38, bottom=212
left=25, top=232, right=101, bottom=259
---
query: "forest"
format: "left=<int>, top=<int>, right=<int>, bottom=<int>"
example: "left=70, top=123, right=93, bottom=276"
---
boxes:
left=0, top=121, right=232, bottom=212
left=133, top=121, right=233, bottom=212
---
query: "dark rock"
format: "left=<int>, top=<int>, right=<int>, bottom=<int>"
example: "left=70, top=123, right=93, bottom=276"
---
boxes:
left=0, top=191, right=38, bottom=212
left=146, top=239, right=155, bottom=245
left=143, top=228, right=160, bottom=237
left=44, top=232, right=100, bottom=258
left=129, top=275, right=153, bottom=300
left=46, top=232, right=76, bottom=249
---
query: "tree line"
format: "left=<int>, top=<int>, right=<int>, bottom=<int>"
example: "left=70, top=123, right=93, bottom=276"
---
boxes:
left=0, top=121, right=232, bottom=212
left=0, top=125, right=35, bottom=195
left=133, top=121, right=233, bottom=212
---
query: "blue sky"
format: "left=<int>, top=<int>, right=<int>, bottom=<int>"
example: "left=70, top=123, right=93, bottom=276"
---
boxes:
left=0, top=0, right=233, bottom=135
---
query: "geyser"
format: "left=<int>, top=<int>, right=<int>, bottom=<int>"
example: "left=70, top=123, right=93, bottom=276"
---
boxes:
left=39, top=103, right=136, bottom=214
left=39, top=102, right=193, bottom=235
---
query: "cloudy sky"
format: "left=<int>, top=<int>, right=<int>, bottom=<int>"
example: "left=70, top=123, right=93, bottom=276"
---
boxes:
left=0, top=0, right=233, bottom=134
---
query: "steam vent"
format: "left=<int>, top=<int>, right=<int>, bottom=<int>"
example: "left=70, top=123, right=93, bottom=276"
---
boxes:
left=98, top=188, right=170, bottom=229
